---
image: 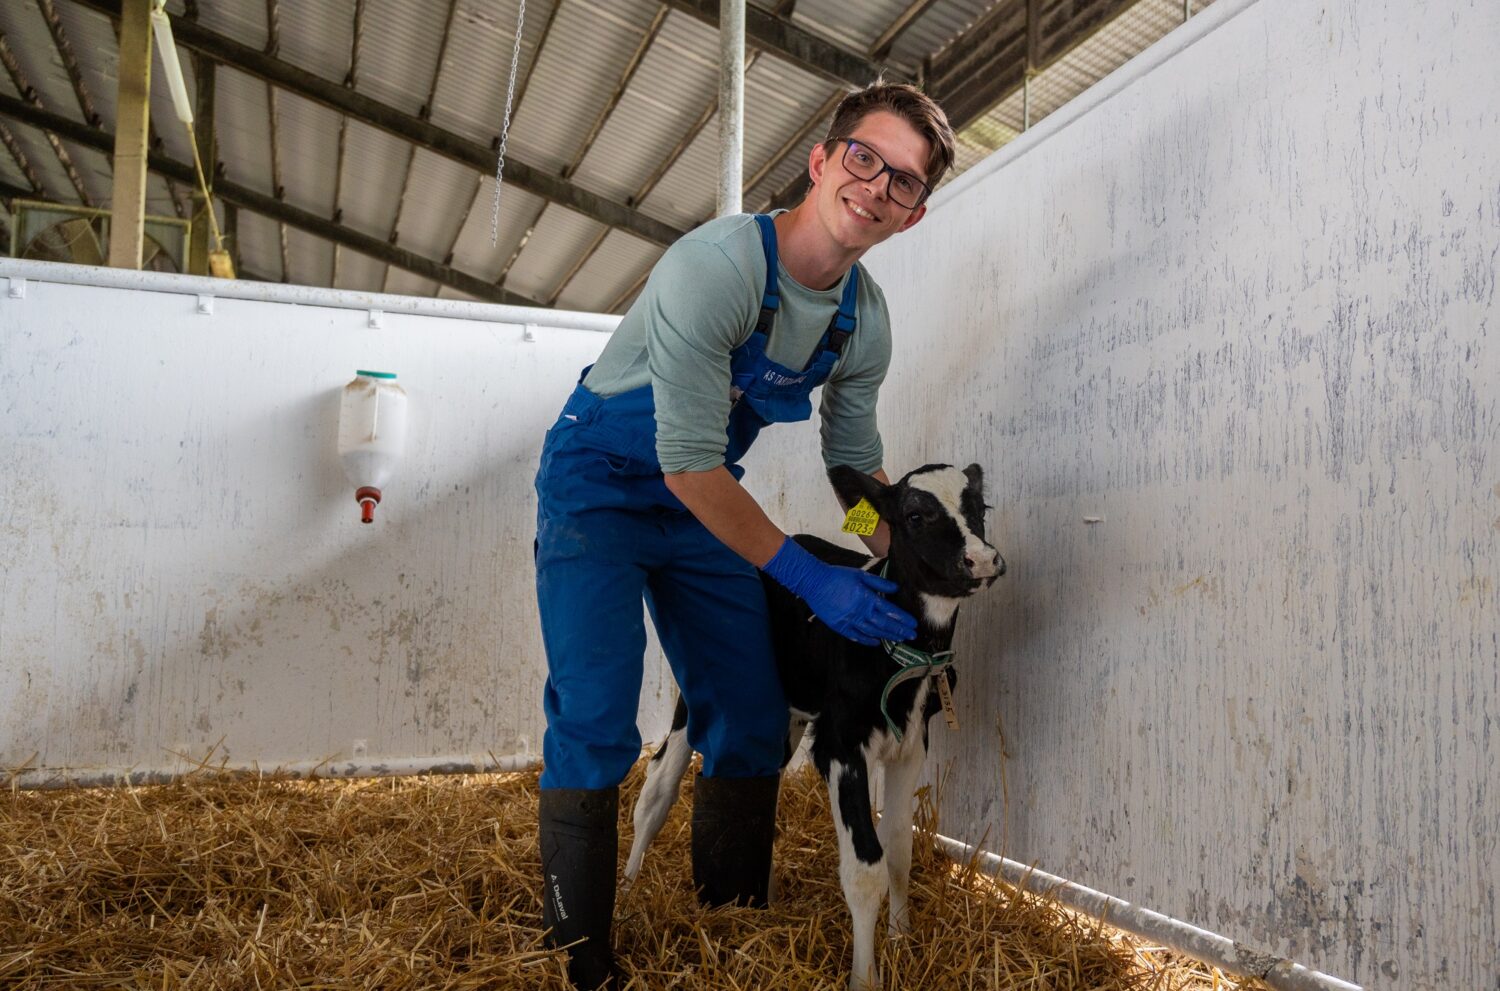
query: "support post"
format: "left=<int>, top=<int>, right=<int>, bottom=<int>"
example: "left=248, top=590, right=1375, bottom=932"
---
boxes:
left=1024, top=0, right=1038, bottom=131
left=187, top=53, right=215, bottom=275
left=717, top=0, right=745, bottom=217
left=108, top=0, right=152, bottom=269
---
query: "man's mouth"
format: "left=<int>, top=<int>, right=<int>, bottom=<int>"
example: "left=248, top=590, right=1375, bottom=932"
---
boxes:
left=844, top=198, right=879, bottom=223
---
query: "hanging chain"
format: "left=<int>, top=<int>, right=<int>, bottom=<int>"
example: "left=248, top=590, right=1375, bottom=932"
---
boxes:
left=489, top=0, right=526, bottom=246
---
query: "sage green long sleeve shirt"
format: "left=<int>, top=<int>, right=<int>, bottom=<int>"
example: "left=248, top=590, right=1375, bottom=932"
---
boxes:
left=583, top=213, right=891, bottom=475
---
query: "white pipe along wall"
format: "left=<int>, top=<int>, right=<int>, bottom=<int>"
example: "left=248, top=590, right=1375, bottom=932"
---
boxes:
left=0, top=259, right=687, bottom=788
left=737, top=0, right=1496, bottom=988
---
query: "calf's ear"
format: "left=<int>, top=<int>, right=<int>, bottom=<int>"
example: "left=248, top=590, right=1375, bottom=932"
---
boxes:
left=828, top=465, right=889, bottom=514
left=962, top=463, right=985, bottom=494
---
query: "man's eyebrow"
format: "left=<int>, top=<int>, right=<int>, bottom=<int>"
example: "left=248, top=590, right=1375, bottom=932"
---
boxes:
left=848, top=136, right=928, bottom=183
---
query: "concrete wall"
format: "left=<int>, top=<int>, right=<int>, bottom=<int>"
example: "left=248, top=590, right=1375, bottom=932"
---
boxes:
left=786, top=0, right=1492, bottom=987
left=0, top=264, right=680, bottom=784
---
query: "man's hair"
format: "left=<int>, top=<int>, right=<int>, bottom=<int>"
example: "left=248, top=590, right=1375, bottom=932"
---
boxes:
left=823, top=83, right=956, bottom=192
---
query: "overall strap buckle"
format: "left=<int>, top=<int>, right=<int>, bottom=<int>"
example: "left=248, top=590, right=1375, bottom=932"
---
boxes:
left=822, top=264, right=860, bottom=357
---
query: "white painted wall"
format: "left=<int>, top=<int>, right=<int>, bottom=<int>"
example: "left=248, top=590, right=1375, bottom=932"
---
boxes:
left=754, top=1, right=1493, bottom=988
left=0, top=263, right=680, bottom=785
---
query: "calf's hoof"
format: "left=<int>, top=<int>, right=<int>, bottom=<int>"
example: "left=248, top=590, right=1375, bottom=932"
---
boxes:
left=849, top=967, right=882, bottom=991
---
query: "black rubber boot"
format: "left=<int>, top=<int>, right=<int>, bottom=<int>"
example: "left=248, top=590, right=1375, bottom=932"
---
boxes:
left=539, top=787, right=620, bottom=990
left=691, top=773, right=780, bottom=908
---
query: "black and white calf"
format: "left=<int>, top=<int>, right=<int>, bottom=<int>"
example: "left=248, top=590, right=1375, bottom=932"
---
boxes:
left=625, top=463, right=1004, bottom=991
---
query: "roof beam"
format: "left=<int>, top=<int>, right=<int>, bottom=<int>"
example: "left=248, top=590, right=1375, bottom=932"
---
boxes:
left=870, top=0, right=943, bottom=59
left=329, top=0, right=364, bottom=287
left=660, top=0, right=899, bottom=87
left=35, top=0, right=102, bottom=127
left=0, top=30, right=93, bottom=204
left=928, top=0, right=1137, bottom=131
left=381, top=0, right=460, bottom=293
left=0, top=119, right=46, bottom=195
left=764, top=0, right=1137, bottom=211
left=0, top=94, right=545, bottom=306
left=68, top=0, right=687, bottom=248
left=475, top=0, right=566, bottom=290
left=544, top=0, right=803, bottom=308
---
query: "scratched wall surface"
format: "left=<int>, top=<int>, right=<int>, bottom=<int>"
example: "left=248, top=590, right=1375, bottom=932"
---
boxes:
left=0, top=278, right=682, bottom=783
left=762, top=0, right=1494, bottom=988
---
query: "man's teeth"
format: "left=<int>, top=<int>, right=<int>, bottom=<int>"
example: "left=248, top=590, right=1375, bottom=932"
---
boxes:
left=848, top=202, right=875, bottom=220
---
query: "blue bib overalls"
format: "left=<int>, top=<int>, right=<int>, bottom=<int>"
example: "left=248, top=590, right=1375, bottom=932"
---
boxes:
left=533, top=215, right=860, bottom=790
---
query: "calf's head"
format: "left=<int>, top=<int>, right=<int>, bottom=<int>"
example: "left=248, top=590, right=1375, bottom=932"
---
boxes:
left=830, top=463, right=1005, bottom=599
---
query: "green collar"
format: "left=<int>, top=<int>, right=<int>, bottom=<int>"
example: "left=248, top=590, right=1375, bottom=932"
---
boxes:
left=878, top=638, right=955, bottom=742
left=875, top=560, right=955, bottom=741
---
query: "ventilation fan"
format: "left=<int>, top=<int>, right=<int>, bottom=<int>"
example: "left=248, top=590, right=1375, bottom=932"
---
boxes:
left=11, top=200, right=188, bottom=272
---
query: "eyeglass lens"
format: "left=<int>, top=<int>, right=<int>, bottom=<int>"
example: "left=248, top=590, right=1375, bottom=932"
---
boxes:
left=842, top=141, right=929, bottom=209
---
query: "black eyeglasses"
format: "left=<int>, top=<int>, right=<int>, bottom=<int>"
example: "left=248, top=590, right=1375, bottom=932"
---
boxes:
left=836, top=139, right=932, bottom=209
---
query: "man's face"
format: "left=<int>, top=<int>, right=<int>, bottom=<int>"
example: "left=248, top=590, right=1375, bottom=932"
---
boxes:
left=809, top=109, right=931, bottom=253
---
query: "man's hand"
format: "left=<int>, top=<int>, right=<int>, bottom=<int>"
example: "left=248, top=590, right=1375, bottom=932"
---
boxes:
left=762, top=536, right=917, bottom=646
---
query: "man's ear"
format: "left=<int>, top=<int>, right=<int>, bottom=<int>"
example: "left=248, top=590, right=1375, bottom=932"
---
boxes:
left=828, top=465, right=889, bottom=514
left=807, top=140, right=828, bottom=189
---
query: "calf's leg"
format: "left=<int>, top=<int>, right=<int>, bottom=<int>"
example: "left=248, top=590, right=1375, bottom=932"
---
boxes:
left=877, top=746, right=925, bottom=937
left=828, top=756, right=886, bottom=991
left=624, top=697, right=691, bottom=886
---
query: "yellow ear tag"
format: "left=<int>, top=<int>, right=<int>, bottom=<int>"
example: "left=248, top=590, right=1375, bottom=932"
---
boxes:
left=841, top=498, right=881, bottom=537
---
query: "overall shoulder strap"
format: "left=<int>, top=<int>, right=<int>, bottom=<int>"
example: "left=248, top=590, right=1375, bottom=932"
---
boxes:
left=751, top=215, right=781, bottom=338
left=820, top=264, right=860, bottom=358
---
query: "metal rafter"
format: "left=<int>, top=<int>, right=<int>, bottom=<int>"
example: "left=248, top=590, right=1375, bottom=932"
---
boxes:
left=0, top=93, right=546, bottom=305
left=0, top=31, right=93, bottom=205
left=48, top=0, right=187, bottom=220
left=457, top=0, right=567, bottom=294
left=69, top=0, right=686, bottom=249
left=381, top=0, right=460, bottom=294
left=538, top=58, right=730, bottom=305
left=330, top=0, right=365, bottom=288
left=603, top=265, right=650, bottom=316
left=0, top=120, right=46, bottom=195
left=659, top=0, right=899, bottom=87
left=545, top=0, right=802, bottom=308
left=263, top=0, right=279, bottom=56
left=265, top=83, right=288, bottom=277
left=870, top=0, right=944, bottom=59
left=924, top=0, right=1138, bottom=131
left=762, top=0, right=1137, bottom=214
left=186, top=51, right=214, bottom=272
left=35, top=0, right=101, bottom=127
left=565, top=6, right=668, bottom=182
left=602, top=0, right=926, bottom=310
left=526, top=3, right=671, bottom=304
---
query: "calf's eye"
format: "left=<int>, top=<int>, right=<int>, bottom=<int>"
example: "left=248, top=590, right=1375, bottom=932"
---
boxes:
left=905, top=511, right=924, bottom=525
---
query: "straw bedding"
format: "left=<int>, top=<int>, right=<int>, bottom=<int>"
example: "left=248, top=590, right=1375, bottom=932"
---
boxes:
left=2, top=758, right=1267, bottom=990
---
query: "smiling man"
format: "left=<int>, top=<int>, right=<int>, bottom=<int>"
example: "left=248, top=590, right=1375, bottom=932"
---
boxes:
left=531, top=83, right=956, bottom=989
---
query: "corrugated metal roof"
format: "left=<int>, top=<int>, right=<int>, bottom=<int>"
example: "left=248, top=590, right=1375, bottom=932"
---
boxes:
left=3, top=0, right=1223, bottom=300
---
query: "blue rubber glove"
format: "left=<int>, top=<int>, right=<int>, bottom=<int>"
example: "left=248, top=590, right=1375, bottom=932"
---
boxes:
left=762, top=537, right=918, bottom=646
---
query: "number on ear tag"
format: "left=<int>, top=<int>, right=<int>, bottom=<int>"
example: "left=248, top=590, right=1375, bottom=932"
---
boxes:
left=935, top=674, right=959, bottom=730
left=841, top=498, right=881, bottom=537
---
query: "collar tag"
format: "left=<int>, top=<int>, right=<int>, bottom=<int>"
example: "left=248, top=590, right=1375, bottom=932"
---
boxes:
left=935, top=672, right=959, bottom=730
left=841, top=498, right=880, bottom=537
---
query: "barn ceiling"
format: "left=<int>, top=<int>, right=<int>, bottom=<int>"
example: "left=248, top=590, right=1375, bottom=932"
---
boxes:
left=0, top=0, right=1214, bottom=313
